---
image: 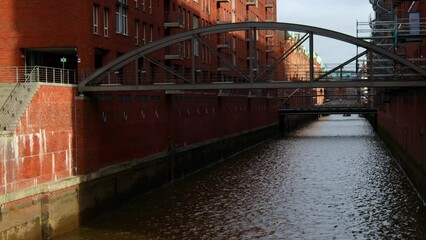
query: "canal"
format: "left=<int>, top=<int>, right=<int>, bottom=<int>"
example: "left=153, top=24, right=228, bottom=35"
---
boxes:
left=60, top=115, right=426, bottom=239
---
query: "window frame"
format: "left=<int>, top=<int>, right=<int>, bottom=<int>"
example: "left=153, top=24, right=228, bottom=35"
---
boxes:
left=135, top=20, right=139, bottom=45
left=116, top=0, right=129, bottom=35
left=93, top=5, right=99, bottom=34
left=104, top=8, right=109, bottom=37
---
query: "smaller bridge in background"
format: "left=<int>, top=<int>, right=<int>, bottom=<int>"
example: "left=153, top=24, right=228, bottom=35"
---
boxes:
left=279, top=105, right=377, bottom=115
left=278, top=99, right=377, bottom=115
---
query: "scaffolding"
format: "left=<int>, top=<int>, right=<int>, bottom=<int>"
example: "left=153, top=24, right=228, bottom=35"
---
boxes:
left=358, top=0, right=426, bottom=79
left=359, top=0, right=425, bottom=107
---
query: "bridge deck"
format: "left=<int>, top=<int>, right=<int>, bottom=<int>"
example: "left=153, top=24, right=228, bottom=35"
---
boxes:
left=83, top=80, right=426, bottom=92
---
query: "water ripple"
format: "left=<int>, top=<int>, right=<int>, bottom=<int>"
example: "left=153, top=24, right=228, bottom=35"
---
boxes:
left=60, top=115, right=426, bottom=240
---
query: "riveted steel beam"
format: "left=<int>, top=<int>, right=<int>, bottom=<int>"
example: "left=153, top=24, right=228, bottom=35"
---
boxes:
left=81, top=79, right=426, bottom=92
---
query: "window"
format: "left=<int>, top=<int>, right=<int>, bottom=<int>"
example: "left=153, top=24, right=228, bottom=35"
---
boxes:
left=149, top=0, right=152, bottom=14
left=93, top=5, right=99, bottom=34
left=104, top=9, right=109, bottom=37
left=182, top=9, right=186, bottom=26
left=193, top=16, right=199, bottom=29
left=203, top=0, right=210, bottom=14
left=142, top=0, right=145, bottom=11
left=134, top=0, right=138, bottom=8
left=149, top=25, right=153, bottom=42
left=116, top=0, right=128, bottom=35
left=193, top=16, right=199, bottom=56
left=135, top=20, right=139, bottom=45
left=187, top=12, right=190, bottom=30
left=143, top=22, right=146, bottom=44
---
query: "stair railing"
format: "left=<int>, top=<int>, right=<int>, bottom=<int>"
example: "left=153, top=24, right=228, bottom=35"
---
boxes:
left=0, top=66, right=39, bottom=131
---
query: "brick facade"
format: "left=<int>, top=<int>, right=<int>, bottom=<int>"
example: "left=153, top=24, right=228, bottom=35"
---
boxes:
left=0, top=85, right=76, bottom=195
left=372, top=0, right=426, bottom=201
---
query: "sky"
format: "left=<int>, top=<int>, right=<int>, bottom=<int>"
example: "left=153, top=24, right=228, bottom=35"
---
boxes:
left=277, top=0, right=374, bottom=67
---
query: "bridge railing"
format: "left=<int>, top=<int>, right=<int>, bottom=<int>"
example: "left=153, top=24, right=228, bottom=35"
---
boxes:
left=81, top=66, right=375, bottom=86
left=81, top=70, right=262, bottom=86
left=0, top=66, right=77, bottom=84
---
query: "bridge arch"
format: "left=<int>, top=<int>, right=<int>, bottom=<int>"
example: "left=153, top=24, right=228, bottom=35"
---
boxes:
left=79, top=22, right=426, bottom=92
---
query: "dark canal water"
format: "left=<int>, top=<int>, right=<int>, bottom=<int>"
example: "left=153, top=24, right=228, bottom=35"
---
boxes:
left=60, top=115, right=426, bottom=239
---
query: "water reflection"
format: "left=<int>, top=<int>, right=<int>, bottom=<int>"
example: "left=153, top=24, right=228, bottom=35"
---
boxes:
left=60, top=115, right=426, bottom=240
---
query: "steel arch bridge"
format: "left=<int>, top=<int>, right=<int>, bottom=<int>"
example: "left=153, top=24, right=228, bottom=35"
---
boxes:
left=79, top=22, right=426, bottom=93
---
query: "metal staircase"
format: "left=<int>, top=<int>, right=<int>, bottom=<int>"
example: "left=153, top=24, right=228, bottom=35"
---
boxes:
left=0, top=68, right=41, bottom=132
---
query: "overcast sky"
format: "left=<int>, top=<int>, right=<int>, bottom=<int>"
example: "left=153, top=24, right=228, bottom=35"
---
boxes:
left=277, top=0, right=373, bottom=67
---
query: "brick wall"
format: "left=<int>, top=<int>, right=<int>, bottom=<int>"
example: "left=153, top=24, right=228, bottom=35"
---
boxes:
left=75, top=91, right=279, bottom=174
left=0, top=85, right=76, bottom=194
left=378, top=89, right=426, bottom=165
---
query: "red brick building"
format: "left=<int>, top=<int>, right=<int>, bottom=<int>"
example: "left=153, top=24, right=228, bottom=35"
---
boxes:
left=0, top=0, right=283, bottom=84
left=0, top=1, right=320, bottom=239
left=371, top=0, right=426, bottom=202
left=0, top=0, right=165, bottom=74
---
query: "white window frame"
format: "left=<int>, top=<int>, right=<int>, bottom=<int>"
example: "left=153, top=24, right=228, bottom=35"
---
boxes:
left=93, top=5, right=99, bottom=34
left=104, top=8, right=109, bottom=37
left=116, top=0, right=128, bottom=35
left=193, top=15, right=199, bottom=57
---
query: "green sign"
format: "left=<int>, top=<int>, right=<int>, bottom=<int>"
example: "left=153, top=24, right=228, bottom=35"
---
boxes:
left=60, top=57, right=67, bottom=63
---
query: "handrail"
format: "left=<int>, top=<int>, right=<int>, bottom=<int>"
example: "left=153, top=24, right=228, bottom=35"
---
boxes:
left=0, top=67, right=41, bottom=130
left=0, top=66, right=77, bottom=131
left=0, top=65, right=65, bottom=131
left=0, top=67, right=38, bottom=131
left=0, top=66, right=76, bottom=84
